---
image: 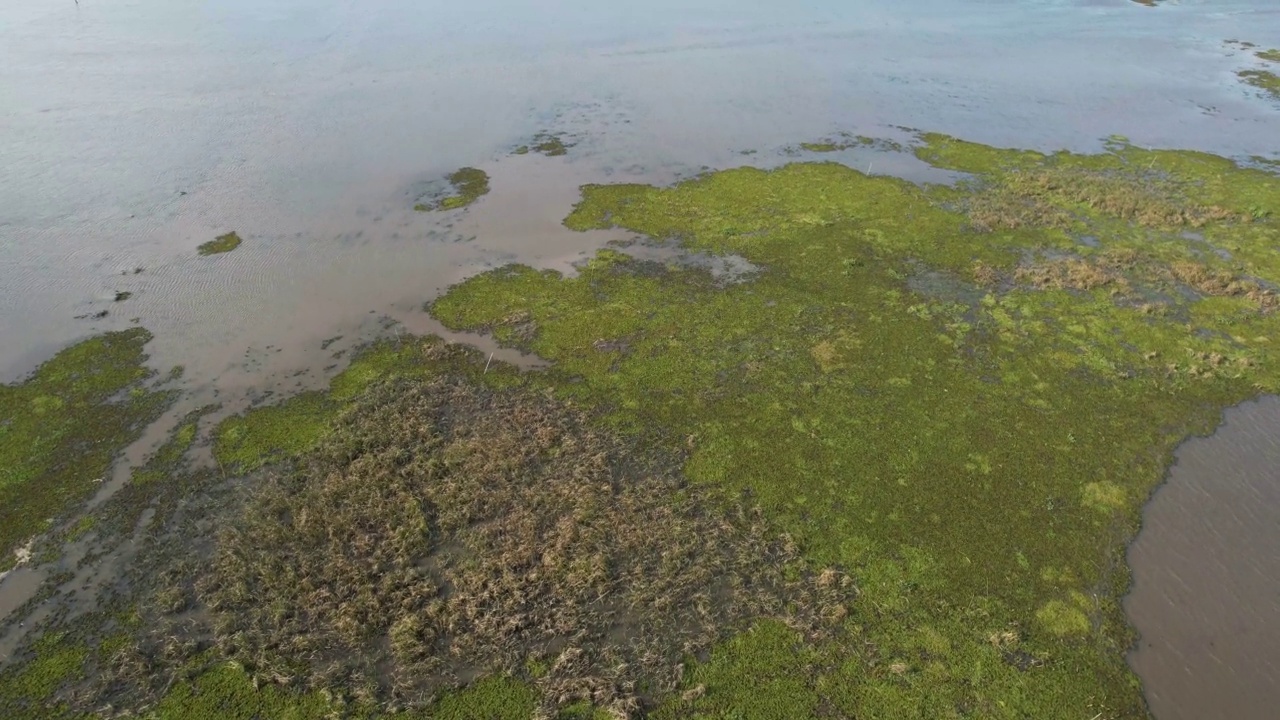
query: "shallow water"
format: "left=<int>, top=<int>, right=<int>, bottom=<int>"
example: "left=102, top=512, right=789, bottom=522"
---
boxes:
left=1126, top=396, right=1280, bottom=720
left=1, top=0, right=1280, bottom=713
left=4, top=0, right=1279, bottom=389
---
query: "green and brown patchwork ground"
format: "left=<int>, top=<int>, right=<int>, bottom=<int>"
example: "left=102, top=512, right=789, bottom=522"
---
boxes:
left=429, top=133, right=1280, bottom=717
left=4, top=131, right=1280, bottom=719
left=0, top=329, right=175, bottom=571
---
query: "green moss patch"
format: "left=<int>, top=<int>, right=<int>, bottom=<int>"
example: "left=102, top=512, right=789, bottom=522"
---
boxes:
left=1256, top=48, right=1280, bottom=63
left=0, top=633, right=88, bottom=718
left=0, top=329, right=174, bottom=568
left=415, top=168, right=491, bottom=212
left=197, top=232, right=243, bottom=256
left=150, top=662, right=336, bottom=720
left=428, top=131, right=1280, bottom=717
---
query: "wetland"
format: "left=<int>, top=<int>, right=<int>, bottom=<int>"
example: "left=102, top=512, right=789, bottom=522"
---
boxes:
left=2, top=1, right=1279, bottom=719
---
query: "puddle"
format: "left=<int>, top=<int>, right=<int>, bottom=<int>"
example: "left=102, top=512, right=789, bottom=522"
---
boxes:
left=1126, top=395, right=1280, bottom=720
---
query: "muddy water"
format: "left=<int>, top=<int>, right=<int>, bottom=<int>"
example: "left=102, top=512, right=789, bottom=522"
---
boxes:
left=4, top=0, right=1279, bottom=390
left=1, top=0, right=1280, bottom=710
left=1126, top=397, right=1280, bottom=720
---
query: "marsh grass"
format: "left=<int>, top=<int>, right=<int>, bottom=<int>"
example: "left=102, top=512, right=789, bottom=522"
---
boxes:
left=192, top=375, right=852, bottom=716
left=11, top=130, right=1280, bottom=719
left=0, top=329, right=175, bottom=568
left=431, top=131, right=1280, bottom=717
left=962, top=166, right=1244, bottom=232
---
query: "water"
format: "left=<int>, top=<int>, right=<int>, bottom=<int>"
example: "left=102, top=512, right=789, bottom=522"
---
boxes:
left=4, top=0, right=1278, bottom=386
left=1, top=0, right=1279, bottom=713
left=1126, top=397, right=1280, bottom=720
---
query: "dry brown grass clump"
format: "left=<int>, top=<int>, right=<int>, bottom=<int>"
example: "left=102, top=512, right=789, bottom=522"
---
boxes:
left=1014, top=258, right=1129, bottom=293
left=1166, top=261, right=1279, bottom=311
left=965, top=188, right=1072, bottom=232
left=971, top=261, right=1002, bottom=287
left=196, top=376, right=854, bottom=716
left=965, top=167, right=1244, bottom=232
left=1011, top=249, right=1278, bottom=313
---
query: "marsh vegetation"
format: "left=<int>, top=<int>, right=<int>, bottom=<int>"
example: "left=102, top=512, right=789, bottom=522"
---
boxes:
left=197, top=232, right=244, bottom=256
left=3, top=129, right=1280, bottom=719
left=415, top=168, right=492, bottom=212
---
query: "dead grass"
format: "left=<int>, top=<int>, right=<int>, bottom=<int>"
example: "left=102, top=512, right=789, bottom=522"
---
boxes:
left=971, top=261, right=1001, bottom=287
left=1167, top=262, right=1279, bottom=310
left=189, top=376, right=854, bottom=716
left=964, top=167, right=1245, bottom=232
left=1014, top=258, right=1128, bottom=293
left=964, top=188, right=1071, bottom=232
left=1012, top=248, right=1277, bottom=312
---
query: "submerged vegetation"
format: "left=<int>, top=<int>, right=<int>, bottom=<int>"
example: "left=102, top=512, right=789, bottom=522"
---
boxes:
left=198, top=231, right=243, bottom=256
left=5, top=130, right=1280, bottom=719
left=514, top=133, right=575, bottom=157
left=796, top=133, right=901, bottom=154
left=0, top=329, right=174, bottom=570
left=415, top=168, right=491, bottom=212
left=1238, top=69, right=1280, bottom=102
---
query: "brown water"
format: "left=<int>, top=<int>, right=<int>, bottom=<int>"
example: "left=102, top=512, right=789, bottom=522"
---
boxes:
left=2, top=0, right=1280, bottom=711
left=1126, top=396, right=1280, bottom=720
left=4, top=0, right=1279, bottom=390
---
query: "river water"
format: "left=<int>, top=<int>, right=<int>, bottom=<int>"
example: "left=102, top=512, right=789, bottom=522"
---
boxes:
left=1, top=0, right=1278, bottom=714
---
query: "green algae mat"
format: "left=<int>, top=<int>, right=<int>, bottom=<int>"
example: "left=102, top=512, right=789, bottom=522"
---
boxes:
left=4, top=132, right=1280, bottom=720
left=0, top=329, right=176, bottom=571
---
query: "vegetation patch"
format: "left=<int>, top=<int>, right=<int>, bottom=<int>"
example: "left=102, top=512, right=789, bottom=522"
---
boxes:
left=10, top=131, right=1280, bottom=719
left=429, top=131, right=1280, bottom=717
left=514, top=133, right=575, bottom=157
left=796, top=133, right=902, bottom=154
left=0, top=632, right=88, bottom=717
left=211, top=338, right=472, bottom=473
left=197, top=232, right=243, bottom=256
left=0, top=329, right=175, bottom=570
left=197, top=373, right=852, bottom=716
left=415, top=168, right=491, bottom=212
left=1256, top=48, right=1280, bottom=63
left=1238, top=69, right=1280, bottom=101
